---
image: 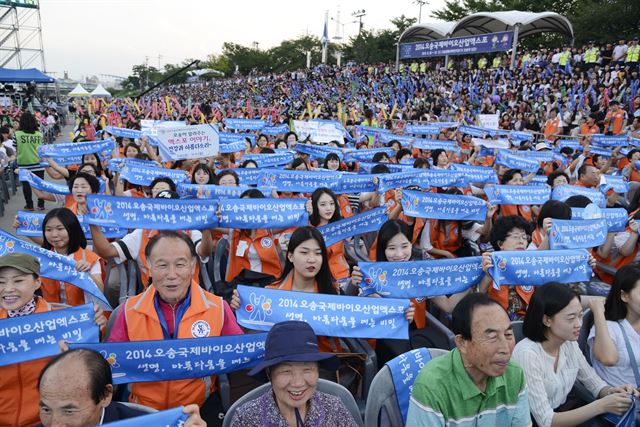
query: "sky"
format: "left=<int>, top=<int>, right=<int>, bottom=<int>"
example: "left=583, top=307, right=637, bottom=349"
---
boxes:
left=36, top=0, right=446, bottom=81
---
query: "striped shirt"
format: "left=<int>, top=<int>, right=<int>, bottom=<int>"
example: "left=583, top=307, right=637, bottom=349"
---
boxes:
left=406, top=348, right=532, bottom=427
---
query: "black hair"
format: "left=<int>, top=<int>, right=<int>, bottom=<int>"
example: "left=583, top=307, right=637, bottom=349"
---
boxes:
left=42, top=208, right=87, bottom=254
left=281, top=226, right=336, bottom=295
left=323, top=153, right=341, bottom=170
left=605, top=265, right=640, bottom=321
left=284, top=131, right=298, bottom=142
left=560, top=147, right=574, bottom=157
left=452, top=293, right=504, bottom=340
left=372, top=152, right=390, bottom=163
left=564, top=195, right=592, bottom=208
left=523, top=282, right=580, bottom=342
left=240, top=189, right=264, bottom=198
left=500, top=168, right=522, bottom=185
left=309, top=188, right=342, bottom=226
left=38, top=349, right=112, bottom=404
left=124, top=142, right=141, bottom=156
left=490, top=215, right=531, bottom=250
left=289, top=158, right=309, bottom=170
left=191, top=163, right=215, bottom=184
left=387, top=139, right=401, bottom=149
left=149, top=176, right=176, bottom=192
left=68, top=172, right=100, bottom=194
left=241, top=160, right=258, bottom=168
left=431, top=149, right=446, bottom=166
left=375, top=219, right=412, bottom=262
left=547, top=170, right=569, bottom=187
left=19, top=111, right=38, bottom=133
left=536, top=200, right=572, bottom=229
left=81, top=153, right=104, bottom=175
left=626, top=149, right=640, bottom=160
left=256, top=133, right=269, bottom=144
left=77, top=163, right=100, bottom=178
left=371, top=164, right=390, bottom=174
left=260, top=147, right=275, bottom=154
left=395, top=148, right=412, bottom=163
left=577, top=163, right=595, bottom=179
left=413, top=158, right=430, bottom=169
left=144, top=230, right=197, bottom=260
left=215, top=170, right=240, bottom=186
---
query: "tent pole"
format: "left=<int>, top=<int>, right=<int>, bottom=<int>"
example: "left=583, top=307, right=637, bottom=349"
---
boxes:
left=395, top=42, right=400, bottom=71
left=510, top=24, right=520, bottom=70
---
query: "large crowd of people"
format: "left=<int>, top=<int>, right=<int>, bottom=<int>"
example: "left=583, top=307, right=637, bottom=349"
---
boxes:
left=2, top=36, right=640, bottom=427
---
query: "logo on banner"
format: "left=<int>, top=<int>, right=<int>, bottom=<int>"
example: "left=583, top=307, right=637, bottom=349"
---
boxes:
left=191, top=320, right=211, bottom=338
left=245, top=293, right=272, bottom=323
left=365, top=267, right=388, bottom=294
left=521, top=285, right=533, bottom=293
left=90, top=199, right=113, bottom=220
left=521, top=205, right=530, bottom=213
left=260, top=237, right=273, bottom=249
left=496, top=256, right=508, bottom=271
left=1, top=239, right=15, bottom=255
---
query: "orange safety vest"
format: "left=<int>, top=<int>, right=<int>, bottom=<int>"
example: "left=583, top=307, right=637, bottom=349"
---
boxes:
left=580, top=123, right=599, bottom=136
left=0, top=298, right=60, bottom=427
left=337, top=194, right=353, bottom=219
left=544, top=117, right=561, bottom=141
left=500, top=204, right=533, bottom=223
left=531, top=227, right=544, bottom=249
left=594, top=223, right=639, bottom=284
left=429, top=219, right=462, bottom=255
left=64, top=195, right=79, bottom=215
left=40, top=248, right=101, bottom=306
left=267, top=273, right=343, bottom=352
left=124, top=282, right=224, bottom=409
left=327, top=240, right=350, bottom=281
left=604, top=110, right=626, bottom=135
left=226, top=229, right=282, bottom=283
left=488, top=283, right=534, bottom=319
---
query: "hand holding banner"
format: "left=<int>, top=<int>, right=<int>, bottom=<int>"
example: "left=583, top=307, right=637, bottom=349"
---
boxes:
left=358, top=257, right=483, bottom=298
left=0, top=304, right=99, bottom=367
left=19, top=169, right=70, bottom=195
left=235, top=285, right=410, bottom=340
left=401, top=189, right=487, bottom=221
left=70, top=333, right=266, bottom=384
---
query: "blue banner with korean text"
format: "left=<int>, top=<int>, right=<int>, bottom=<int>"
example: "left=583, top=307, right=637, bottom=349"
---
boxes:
left=330, top=172, right=376, bottom=194
left=176, top=183, right=258, bottom=199
left=417, top=169, right=466, bottom=188
left=235, top=285, right=410, bottom=340
left=224, top=168, right=263, bottom=186
left=107, top=157, right=160, bottom=173
left=293, top=143, right=344, bottom=160
left=19, top=169, right=70, bottom=195
left=0, top=230, right=111, bottom=308
left=550, top=219, right=608, bottom=250
left=16, top=211, right=127, bottom=239
left=344, top=147, right=395, bottom=163
left=118, top=163, right=189, bottom=187
left=591, top=135, right=630, bottom=147
left=104, top=126, right=144, bottom=139
left=218, top=198, right=308, bottom=229
left=358, top=257, right=483, bottom=298
left=261, top=124, right=290, bottom=135
left=219, top=140, right=247, bottom=154
left=376, top=171, right=424, bottom=193
left=403, top=124, right=440, bottom=135
left=495, top=149, right=540, bottom=173
left=0, top=304, right=99, bottom=367
left=257, top=169, right=340, bottom=193
left=318, top=207, right=388, bottom=247
left=102, top=406, right=187, bottom=427
left=399, top=31, right=514, bottom=59
left=70, top=333, right=267, bottom=384
left=571, top=207, right=628, bottom=232
left=85, top=195, right=218, bottom=231
left=387, top=348, right=433, bottom=424
left=379, top=134, right=414, bottom=146
left=224, top=118, right=266, bottom=131
left=449, top=163, right=498, bottom=184
left=38, top=139, right=114, bottom=159
left=242, top=152, right=295, bottom=168
left=485, top=184, right=551, bottom=206
left=552, top=184, right=606, bottom=208
left=601, top=175, right=629, bottom=194
left=401, top=189, right=487, bottom=221
left=489, top=249, right=592, bottom=288
left=411, top=139, right=460, bottom=152
left=219, top=132, right=255, bottom=144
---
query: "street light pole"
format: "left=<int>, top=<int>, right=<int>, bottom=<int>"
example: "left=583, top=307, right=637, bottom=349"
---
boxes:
left=413, top=0, right=428, bottom=23
left=352, top=9, right=366, bottom=35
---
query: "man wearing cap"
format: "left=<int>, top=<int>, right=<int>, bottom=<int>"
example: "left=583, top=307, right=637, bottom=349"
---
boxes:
left=0, top=253, right=106, bottom=427
left=603, top=101, right=628, bottom=135
left=626, top=38, right=639, bottom=69
left=230, top=321, right=359, bottom=427
left=584, top=41, right=599, bottom=69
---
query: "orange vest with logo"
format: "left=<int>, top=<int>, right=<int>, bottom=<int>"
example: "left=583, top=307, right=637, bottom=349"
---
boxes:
left=581, top=123, right=599, bottom=136
left=429, top=219, right=461, bottom=255
left=124, top=282, right=224, bottom=409
left=594, top=224, right=639, bottom=284
left=64, top=195, right=79, bottom=215
left=0, top=298, right=59, bottom=427
left=327, top=240, right=350, bottom=281
left=544, top=117, right=560, bottom=140
left=226, top=229, right=282, bottom=283
left=337, top=194, right=353, bottom=219
left=40, top=248, right=101, bottom=306
left=488, top=283, right=534, bottom=318
left=531, top=227, right=544, bottom=249
left=604, top=110, right=626, bottom=135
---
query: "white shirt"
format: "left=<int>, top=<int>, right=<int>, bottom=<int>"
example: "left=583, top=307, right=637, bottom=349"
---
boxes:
left=589, top=319, right=640, bottom=387
left=513, top=338, right=607, bottom=427
left=613, top=44, right=628, bottom=61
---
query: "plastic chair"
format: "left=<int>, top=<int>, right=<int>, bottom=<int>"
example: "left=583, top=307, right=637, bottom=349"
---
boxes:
left=104, top=304, right=124, bottom=342
left=222, top=378, right=364, bottom=427
left=578, top=309, right=594, bottom=365
left=512, top=320, right=524, bottom=343
left=212, top=237, right=229, bottom=284
left=363, top=348, right=448, bottom=427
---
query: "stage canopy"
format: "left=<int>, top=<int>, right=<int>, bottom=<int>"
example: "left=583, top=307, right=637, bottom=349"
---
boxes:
left=0, top=67, right=55, bottom=83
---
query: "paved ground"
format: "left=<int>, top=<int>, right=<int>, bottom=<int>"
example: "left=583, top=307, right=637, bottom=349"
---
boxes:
left=0, top=125, right=72, bottom=235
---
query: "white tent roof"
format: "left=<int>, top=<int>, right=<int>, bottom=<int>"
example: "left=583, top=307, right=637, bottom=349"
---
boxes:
left=67, top=83, right=90, bottom=97
left=90, top=84, right=111, bottom=97
left=397, top=10, right=573, bottom=44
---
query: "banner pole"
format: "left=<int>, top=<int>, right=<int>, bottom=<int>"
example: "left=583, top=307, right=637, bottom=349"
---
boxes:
left=510, top=24, right=520, bottom=70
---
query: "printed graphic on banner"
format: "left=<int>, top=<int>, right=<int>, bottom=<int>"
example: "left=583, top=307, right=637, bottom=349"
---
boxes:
left=293, top=120, right=345, bottom=143
left=218, top=198, right=308, bottom=229
left=485, top=185, right=551, bottom=206
left=140, top=119, right=187, bottom=138
left=330, top=172, right=376, bottom=194
left=356, top=125, right=391, bottom=137
left=489, top=249, right=592, bottom=288
left=16, top=211, right=127, bottom=239
left=242, top=152, right=295, bottom=168
left=509, top=131, right=534, bottom=142
left=358, top=162, right=414, bottom=174
left=318, top=207, right=387, bottom=247
left=156, top=124, right=220, bottom=161
left=401, top=189, right=487, bottom=221
left=224, top=118, right=266, bottom=131
left=550, top=219, right=608, bottom=250
left=601, top=175, right=629, bottom=194
left=399, top=31, right=514, bottom=59
left=591, top=135, right=630, bottom=147
left=257, top=169, right=340, bottom=193
left=379, top=133, right=414, bottom=146
left=460, top=125, right=503, bottom=138
left=358, top=257, right=483, bottom=298
left=70, top=333, right=266, bottom=384
left=0, top=230, right=111, bottom=308
left=471, top=137, right=510, bottom=149
left=552, top=184, right=606, bottom=208
left=100, top=406, right=187, bottom=427
left=235, top=285, right=410, bottom=340
left=39, top=139, right=114, bottom=159
left=219, top=140, right=246, bottom=154
left=85, top=195, right=219, bottom=231
left=571, top=207, right=628, bottom=232
left=496, top=149, right=540, bottom=173
left=107, top=157, right=160, bottom=173
left=0, top=304, right=99, bottom=367
left=19, top=169, right=70, bottom=195
left=118, top=163, right=189, bottom=186
left=386, top=348, right=432, bottom=424
left=449, top=164, right=498, bottom=184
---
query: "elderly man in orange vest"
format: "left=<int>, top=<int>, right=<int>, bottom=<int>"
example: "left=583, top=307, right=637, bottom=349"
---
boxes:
left=107, top=230, right=243, bottom=425
left=603, top=100, right=628, bottom=135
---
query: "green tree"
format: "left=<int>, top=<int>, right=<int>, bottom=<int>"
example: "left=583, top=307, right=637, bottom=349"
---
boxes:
left=268, top=35, right=324, bottom=72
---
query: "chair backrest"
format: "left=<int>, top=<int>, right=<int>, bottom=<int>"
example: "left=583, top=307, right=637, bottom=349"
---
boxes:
left=118, top=401, right=157, bottom=414
left=223, top=379, right=364, bottom=427
left=213, top=237, right=229, bottom=283
left=511, top=320, right=525, bottom=343
left=578, top=308, right=594, bottom=364
left=104, top=304, right=124, bottom=342
left=364, top=348, right=447, bottom=427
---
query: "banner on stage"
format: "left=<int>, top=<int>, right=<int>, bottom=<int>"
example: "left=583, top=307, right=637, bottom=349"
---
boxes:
left=399, top=31, right=514, bottom=59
